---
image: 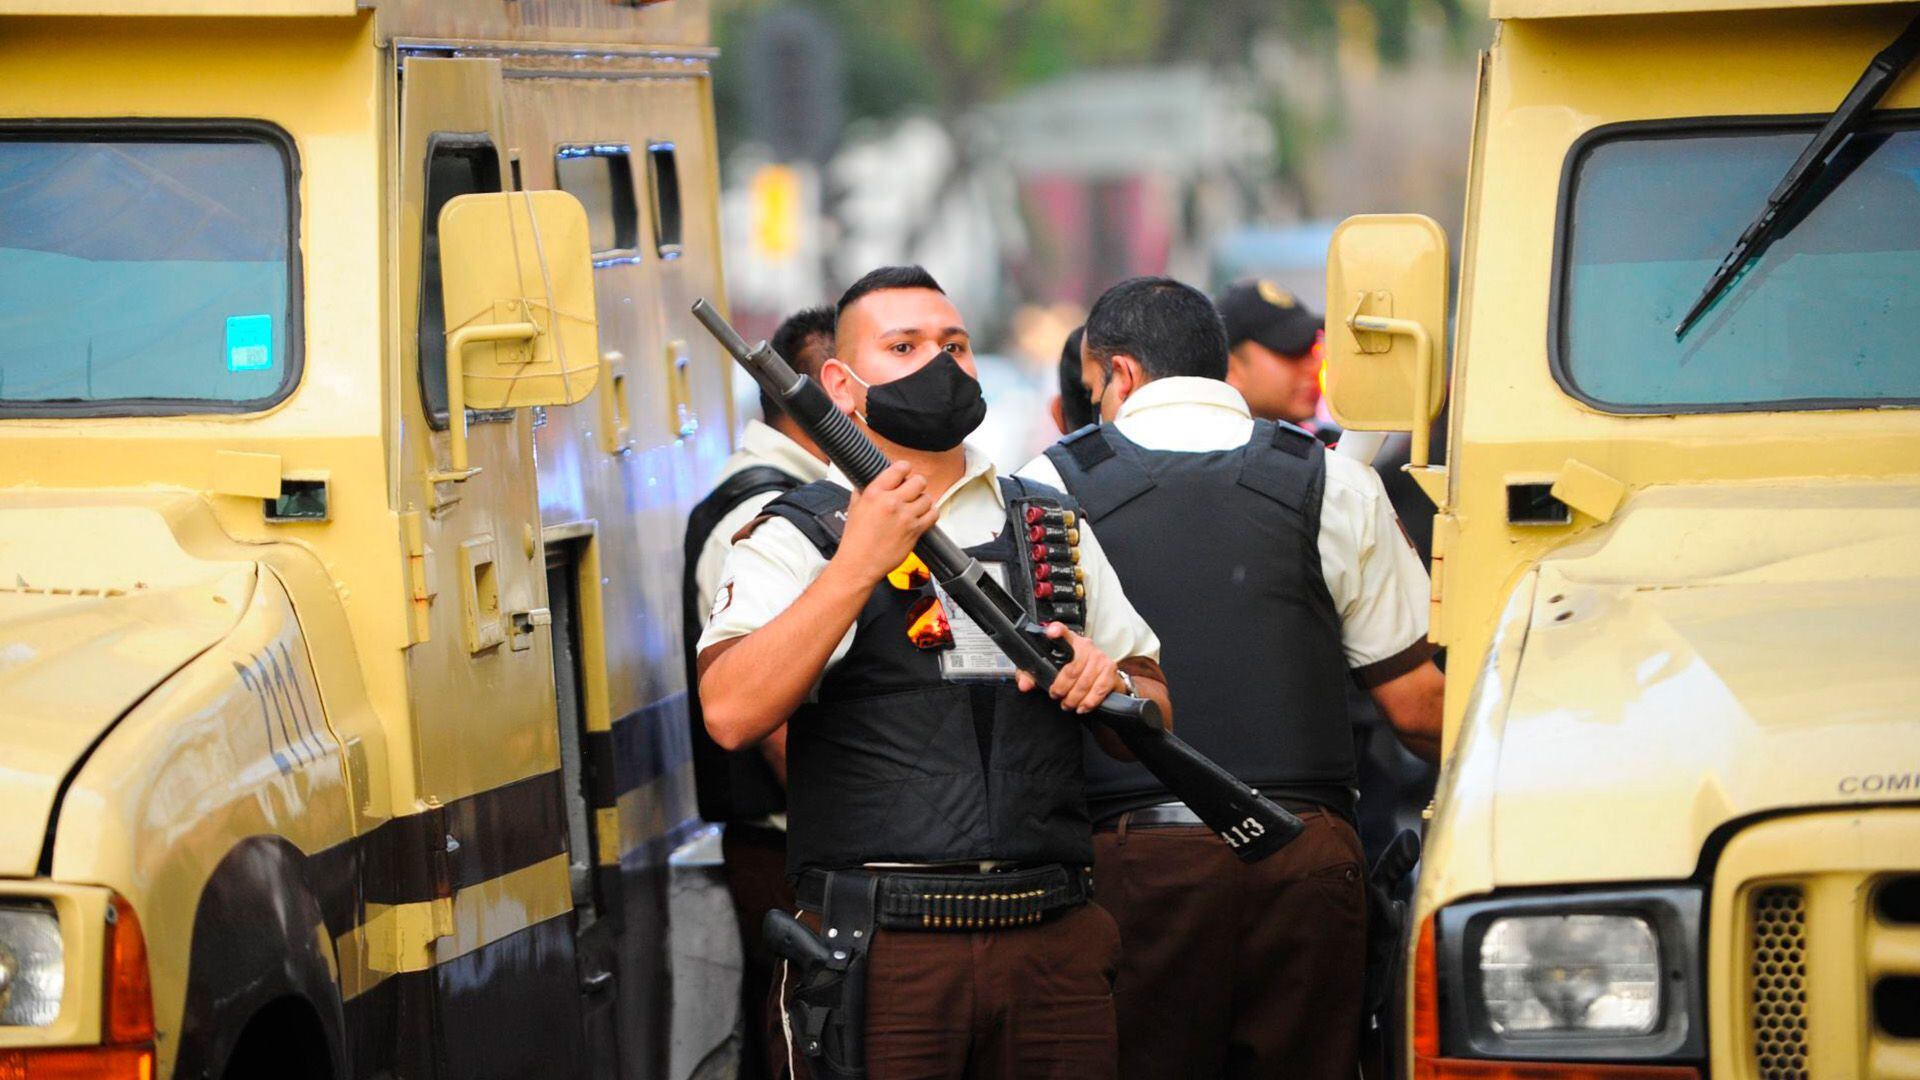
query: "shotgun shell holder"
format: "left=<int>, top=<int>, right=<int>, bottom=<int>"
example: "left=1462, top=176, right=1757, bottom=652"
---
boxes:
left=1009, top=496, right=1086, bottom=636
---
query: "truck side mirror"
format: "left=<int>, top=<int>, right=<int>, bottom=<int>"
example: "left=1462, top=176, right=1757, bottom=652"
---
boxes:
left=1324, top=213, right=1450, bottom=472
left=432, top=190, right=602, bottom=481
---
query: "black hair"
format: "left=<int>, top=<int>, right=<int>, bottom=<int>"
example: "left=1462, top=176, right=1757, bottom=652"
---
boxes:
left=835, top=264, right=945, bottom=318
left=1083, top=276, right=1229, bottom=383
left=763, top=304, right=837, bottom=421
left=1057, top=326, right=1096, bottom=431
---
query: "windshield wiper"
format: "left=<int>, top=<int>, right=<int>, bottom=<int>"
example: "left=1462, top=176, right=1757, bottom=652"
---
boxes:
left=1675, top=15, right=1920, bottom=339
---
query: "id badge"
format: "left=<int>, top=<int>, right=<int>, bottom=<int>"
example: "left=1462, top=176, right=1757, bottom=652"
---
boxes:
left=936, top=562, right=1020, bottom=682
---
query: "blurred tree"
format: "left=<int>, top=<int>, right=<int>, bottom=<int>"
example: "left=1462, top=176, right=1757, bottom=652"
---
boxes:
left=716, top=0, right=1467, bottom=137
left=711, top=0, right=1479, bottom=281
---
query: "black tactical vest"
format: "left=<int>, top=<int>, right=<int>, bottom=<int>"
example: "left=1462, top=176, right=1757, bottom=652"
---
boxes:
left=760, top=477, right=1094, bottom=878
left=683, top=465, right=806, bottom=824
left=1044, top=419, right=1354, bottom=820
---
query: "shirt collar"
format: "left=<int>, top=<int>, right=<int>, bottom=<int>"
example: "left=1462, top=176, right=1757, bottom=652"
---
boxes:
left=1115, top=376, right=1252, bottom=423
left=739, top=419, right=830, bottom=482
left=823, top=443, right=1001, bottom=509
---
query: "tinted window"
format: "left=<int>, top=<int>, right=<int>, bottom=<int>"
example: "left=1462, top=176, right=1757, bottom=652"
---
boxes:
left=418, top=137, right=502, bottom=426
left=555, top=145, right=637, bottom=257
left=0, top=128, right=297, bottom=414
left=648, top=143, right=683, bottom=258
left=1559, top=122, right=1920, bottom=410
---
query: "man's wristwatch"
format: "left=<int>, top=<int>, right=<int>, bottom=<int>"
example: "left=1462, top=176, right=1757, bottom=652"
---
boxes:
left=1116, top=669, right=1137, bottom=698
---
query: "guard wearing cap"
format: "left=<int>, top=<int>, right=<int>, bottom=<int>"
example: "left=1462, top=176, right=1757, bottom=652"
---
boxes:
left=683, top=305, right=834, bottom=1080
left=1216, top=278, right=1328, bottom=429
left=698, top=266, right=1170, bottom=1079
left=1018, top=276, right=1443, bottom=1079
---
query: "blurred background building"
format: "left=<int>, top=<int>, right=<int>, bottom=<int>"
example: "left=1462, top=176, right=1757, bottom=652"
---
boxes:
left=712, top=0, right=1486, bottom=467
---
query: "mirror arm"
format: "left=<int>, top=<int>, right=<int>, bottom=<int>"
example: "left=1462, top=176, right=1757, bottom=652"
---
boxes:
left=1346, top=311, right=1435, bottom=469
left=428, top=320, right=542, bottom=484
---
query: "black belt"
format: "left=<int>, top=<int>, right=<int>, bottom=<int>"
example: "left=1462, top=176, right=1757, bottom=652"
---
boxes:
left=1095, top=803, right=1207, bottom=829
left=795, top=864, right=1091, bottom=931
left=1094, top=799, right=1334, bottom=831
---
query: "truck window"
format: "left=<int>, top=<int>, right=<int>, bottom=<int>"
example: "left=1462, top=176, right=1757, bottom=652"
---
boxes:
left=1554, top=119, right=1920, bottom=412
left=555, top=145, right=638, bottom=260
left=418, top=136, right=502, bottom=427
left=647, top=142, right=683, bottom=259
left=0, top=125, right=299, bottom=416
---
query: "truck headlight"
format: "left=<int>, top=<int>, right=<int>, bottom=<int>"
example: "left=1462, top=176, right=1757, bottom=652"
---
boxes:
left=1436, top=886, right=1704, bottom=1062
left=0, top=901, right=64, bottom=1027
left=1480, top=913, right=1660, bottom=1036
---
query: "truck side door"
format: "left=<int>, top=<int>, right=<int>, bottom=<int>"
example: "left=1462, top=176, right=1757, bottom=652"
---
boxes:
left=393, top=53, right=587, bottom=1079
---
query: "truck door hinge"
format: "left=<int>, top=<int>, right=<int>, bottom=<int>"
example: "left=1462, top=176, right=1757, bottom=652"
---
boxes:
left=402, top=510, right=436, bottom=645
left=1428, top=512, right=1459, bottom=647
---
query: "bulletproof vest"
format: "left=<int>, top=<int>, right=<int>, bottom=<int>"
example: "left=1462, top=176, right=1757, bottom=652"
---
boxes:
left=683, top=465, right=806, bottom=823
left=761, top=477, right=1094, bottom=878
left=1044, top=419, right=1353, bottom=820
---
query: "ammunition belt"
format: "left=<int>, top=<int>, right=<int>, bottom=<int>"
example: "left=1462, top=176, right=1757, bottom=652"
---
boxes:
left=795, top=864, right=1090, bottom=932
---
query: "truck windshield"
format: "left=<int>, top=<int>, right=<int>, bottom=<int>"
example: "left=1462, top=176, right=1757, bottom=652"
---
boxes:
left=1557, top=121, right=1920, bottom=411
left=0, top=129, right=297, bottom=414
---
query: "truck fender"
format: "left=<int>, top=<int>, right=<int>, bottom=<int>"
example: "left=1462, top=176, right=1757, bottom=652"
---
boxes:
left=170, top=836, right=347, bottom=1080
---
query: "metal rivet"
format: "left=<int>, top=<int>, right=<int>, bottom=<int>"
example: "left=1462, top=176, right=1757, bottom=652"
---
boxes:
left=832, top=950, right=847, bottom=961
left=826, top=927, right=838, bottom=938
left=852, top=929, right=864, bottom=938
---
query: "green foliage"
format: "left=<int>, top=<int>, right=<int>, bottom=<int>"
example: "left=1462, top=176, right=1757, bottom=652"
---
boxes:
left=712, top=0, right=1473, bottom=156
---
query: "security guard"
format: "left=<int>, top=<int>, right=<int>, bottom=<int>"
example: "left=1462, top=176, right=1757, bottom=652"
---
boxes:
left=1217, top=278, right=1326, bottom=428
left=697, top=266, right=1169, bottom=1079
left=1050, top=325, right=1096, bottom=435
left=1017, top=276, right=1442, bottom=1079
left=682, top=305, right=834, bottom=1080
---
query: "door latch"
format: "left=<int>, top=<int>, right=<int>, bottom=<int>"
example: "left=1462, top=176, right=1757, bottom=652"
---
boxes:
left=508, top=607, right=552, bottom=651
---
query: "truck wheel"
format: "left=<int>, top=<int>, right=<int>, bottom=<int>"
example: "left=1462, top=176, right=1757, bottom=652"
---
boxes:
left=221, top=996, right=333, bottom=1080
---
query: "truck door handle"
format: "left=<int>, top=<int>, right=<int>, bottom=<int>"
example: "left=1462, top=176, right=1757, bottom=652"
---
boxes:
left=508, top=607, right=552, bottom=652
left=581, top=969, right=614, bottom=996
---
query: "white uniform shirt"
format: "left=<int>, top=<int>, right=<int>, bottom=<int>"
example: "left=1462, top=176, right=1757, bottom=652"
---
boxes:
left=692, top=419, right=832, bottom=621
left=1015, top=376, right=1432, bottom=684
left=698, top=443, right=1161, bottom=673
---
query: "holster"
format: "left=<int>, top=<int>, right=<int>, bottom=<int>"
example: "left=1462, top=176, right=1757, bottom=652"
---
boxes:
left=1359, top=829, right=1421, bottom=1079
left=766, top=871, right=879, bottom=1080
left=1363, top=829, right=1421, bottom=1016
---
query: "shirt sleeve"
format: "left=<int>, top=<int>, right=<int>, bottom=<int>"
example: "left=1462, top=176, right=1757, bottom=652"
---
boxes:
left=1016, top=451, right=1161, bottom=665
left=693, top=489, right=787, bottom=624
left=1073, top=517, right=1162, bottom=665
left=1013, top=447, right=1159, bottom=664
left=1012, top=451, right=1067, bottom=492
left=695, top=516, right=832, bottom=656
left=1319, top=455, right=1435, bottom=684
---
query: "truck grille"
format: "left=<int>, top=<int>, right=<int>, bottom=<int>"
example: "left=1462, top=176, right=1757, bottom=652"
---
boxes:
left=1711, top=812, right=1920, bottom=1079
left=1749, top=885, right=1809, bottom=1080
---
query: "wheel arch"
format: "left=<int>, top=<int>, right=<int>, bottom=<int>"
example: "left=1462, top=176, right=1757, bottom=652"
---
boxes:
left=171, top=836, right=347, bottom=1080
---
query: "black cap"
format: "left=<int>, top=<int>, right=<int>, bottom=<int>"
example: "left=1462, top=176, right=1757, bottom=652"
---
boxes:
left=1217, top=279, right=1321, bottom=358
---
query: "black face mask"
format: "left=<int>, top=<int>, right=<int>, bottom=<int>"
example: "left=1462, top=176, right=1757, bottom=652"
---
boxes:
left=856, top=352, right=987, bottom=452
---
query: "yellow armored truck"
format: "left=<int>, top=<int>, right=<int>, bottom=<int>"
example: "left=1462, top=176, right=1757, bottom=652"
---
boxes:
left=1323, top=1, right=1920, bottom=1077
left=0, top=2, right=739, bottom=1077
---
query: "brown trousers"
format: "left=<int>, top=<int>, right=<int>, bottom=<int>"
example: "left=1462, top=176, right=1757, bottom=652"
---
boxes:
left=722, top=824, right=798, bottom=1080
left=1093, top=808, right=1367, bottom=1080
left=782, top=900, right=1122, bottom=1080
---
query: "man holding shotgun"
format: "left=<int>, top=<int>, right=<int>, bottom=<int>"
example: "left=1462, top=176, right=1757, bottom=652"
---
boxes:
left=697, top=266, right=1168, bottom=1079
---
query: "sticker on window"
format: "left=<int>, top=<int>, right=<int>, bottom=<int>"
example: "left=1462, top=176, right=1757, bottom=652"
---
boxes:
left=225, top=314, right=274, bottom=372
